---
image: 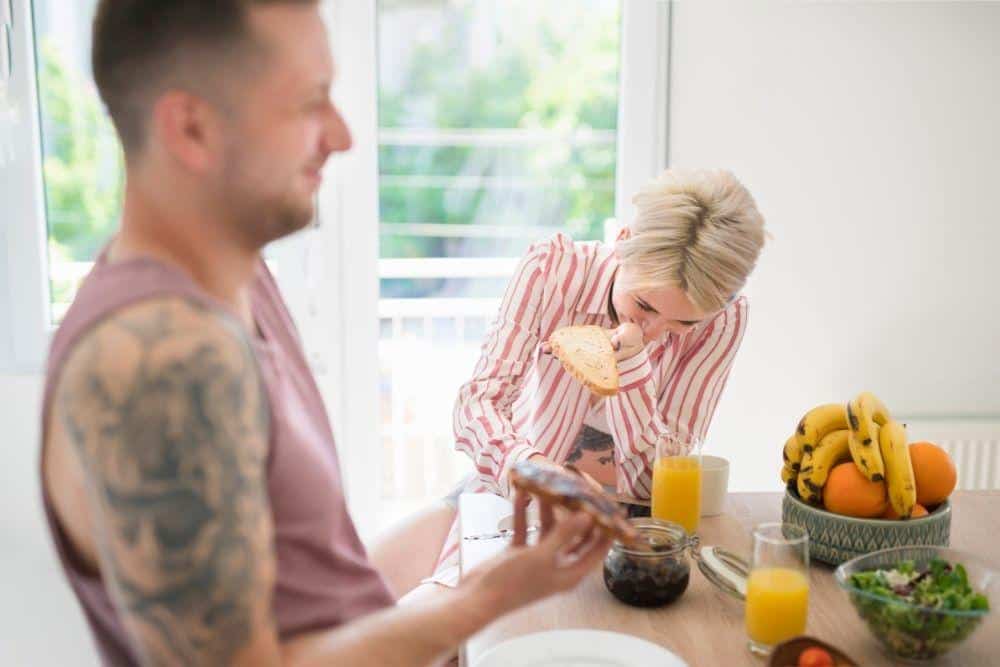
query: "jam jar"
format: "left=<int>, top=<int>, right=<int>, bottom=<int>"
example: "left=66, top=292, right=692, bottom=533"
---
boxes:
left=603, top=518, right=698, bottom=608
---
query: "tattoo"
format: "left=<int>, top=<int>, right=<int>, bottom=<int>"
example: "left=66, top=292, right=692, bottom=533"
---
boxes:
left=56, top=299, right=274, bottom=665
left=566, top=425, right=616, bottom=466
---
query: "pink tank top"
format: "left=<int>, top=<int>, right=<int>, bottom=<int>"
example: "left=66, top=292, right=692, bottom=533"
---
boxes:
left=39, top=253, right=394, bottom=665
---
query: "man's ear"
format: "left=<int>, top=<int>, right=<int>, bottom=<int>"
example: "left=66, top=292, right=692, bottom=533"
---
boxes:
left=151, top=90, right=224, bottom=173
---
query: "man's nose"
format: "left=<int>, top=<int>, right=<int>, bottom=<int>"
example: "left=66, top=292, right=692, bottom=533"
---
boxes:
left=324, top=103, right=353, bottom=153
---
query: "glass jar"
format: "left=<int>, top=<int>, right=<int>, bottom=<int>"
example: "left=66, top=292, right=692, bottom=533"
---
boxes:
left=603, top=518, right=698, bottom=608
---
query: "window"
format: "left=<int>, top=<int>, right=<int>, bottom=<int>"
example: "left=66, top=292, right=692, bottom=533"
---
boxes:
left=32, top=0, right=122, bottom=323
left=3, top=0, right=669, bottom=526
left=375, top=0, right=622, bottom=516
left=18, top=0, right=307, bottom=339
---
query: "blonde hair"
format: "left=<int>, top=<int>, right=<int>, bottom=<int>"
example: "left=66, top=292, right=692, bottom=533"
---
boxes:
left=616, top=168, right=766, bottom=313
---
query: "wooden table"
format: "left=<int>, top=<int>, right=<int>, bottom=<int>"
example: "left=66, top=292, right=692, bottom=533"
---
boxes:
left=460, top=491, right=1000, bottom=666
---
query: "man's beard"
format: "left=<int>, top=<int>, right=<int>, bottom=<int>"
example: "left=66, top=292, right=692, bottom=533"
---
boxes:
left=227, top=187, right=316, bottom=250
left=220, top=147, right=317, bottom=248
left=263, top=193, right=315, bottom=241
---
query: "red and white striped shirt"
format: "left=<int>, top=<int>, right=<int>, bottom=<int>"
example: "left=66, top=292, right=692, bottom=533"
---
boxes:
left=454, top=233, right=748, bottom=500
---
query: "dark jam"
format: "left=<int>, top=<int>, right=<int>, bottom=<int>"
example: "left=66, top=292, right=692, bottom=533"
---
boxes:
left=603, top=536, right=691, bottom=608
left=624, top=502, right=652, bottom=519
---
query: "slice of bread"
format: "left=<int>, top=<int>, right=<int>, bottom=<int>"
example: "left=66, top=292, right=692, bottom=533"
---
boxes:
left=548, top=325, right=619, bottom=396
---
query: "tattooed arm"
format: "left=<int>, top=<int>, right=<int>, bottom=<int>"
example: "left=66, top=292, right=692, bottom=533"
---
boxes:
left=53, top=298, right=280, bottom=665
left=51, top=297, right=611, bottom=667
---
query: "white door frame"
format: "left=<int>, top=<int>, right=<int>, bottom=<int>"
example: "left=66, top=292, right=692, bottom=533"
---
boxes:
left=314, top=0, right=382, bottom=522
left=1, top=0, right=50, bottom=373
left=615, top=0, right=672, bottom=229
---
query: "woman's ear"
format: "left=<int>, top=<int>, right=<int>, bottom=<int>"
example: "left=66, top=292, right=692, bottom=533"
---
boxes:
left=613, top=226, right=632, bottom=260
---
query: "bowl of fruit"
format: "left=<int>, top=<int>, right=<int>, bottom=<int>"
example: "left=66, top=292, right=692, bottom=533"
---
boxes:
left=779, top=393, right=957, bottom=565
left=835, top=546, right=995, bottom=660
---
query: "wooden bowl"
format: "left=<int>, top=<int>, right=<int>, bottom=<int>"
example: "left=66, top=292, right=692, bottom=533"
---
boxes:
left=768, top=635, right=858, bottom=667
left=782, top=490, right=951, bottom=566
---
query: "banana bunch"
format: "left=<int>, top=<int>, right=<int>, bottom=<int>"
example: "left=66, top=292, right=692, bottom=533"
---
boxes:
left=779, top=392, right=918, bottom=518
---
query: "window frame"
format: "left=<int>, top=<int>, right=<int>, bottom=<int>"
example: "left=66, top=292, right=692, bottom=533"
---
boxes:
left=2, top=0, right=50, bottom=373
left=615, top=0, right=672, bottom=229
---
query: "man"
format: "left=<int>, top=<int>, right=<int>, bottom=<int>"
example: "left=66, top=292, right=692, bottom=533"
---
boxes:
left=39, top=2, right=612, bottom=665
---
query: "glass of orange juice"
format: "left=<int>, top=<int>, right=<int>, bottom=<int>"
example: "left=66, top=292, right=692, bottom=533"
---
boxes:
left=745, top=523, right=810, bottom=656
left=651, top=432, right=702, bottom=534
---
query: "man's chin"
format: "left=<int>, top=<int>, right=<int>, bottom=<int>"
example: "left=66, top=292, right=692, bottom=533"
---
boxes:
left=280, top=196, right=318, bottom=230
left=248, top=204, right=315, bottom=247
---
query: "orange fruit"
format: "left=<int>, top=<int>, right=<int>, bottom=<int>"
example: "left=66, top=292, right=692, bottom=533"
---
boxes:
left=909, top=442, right=957, bottom=506
left=824, top=462, right=888, bottom=518
left=881, top=503, right=929, bottom=520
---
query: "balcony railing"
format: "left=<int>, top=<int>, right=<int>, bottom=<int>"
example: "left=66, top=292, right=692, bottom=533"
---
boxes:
left=47, top=126, right=617, bottom=506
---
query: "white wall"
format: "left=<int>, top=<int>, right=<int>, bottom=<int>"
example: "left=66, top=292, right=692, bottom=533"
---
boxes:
left=0, top=375, right=98, bottom=666
left=666, top=1, right=1000, bottom=491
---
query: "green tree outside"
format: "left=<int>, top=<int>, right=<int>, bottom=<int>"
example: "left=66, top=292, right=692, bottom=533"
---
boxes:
left=38, top=40, right=123, bottom=313
left=378, top=1, right=621, bottom=273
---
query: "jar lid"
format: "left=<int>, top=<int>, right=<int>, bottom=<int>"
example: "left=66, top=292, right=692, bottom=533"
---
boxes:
left=692, top=546, right=750, bottom=600
left=614, top=517, right=692, bottom=556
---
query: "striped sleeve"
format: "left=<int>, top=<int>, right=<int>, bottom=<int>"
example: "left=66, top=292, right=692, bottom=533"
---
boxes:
left=452, top=239, right=555, bottom=498
left=605, top=297, right=749, bottom=499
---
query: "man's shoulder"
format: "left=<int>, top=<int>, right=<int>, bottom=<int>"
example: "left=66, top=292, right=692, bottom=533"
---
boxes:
left=49, top=295, right=263, bottom=441
left=57, top=296, right=248, bottom=377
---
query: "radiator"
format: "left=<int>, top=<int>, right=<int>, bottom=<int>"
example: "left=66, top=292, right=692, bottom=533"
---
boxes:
left=903, top=419, right=1000, bottom=491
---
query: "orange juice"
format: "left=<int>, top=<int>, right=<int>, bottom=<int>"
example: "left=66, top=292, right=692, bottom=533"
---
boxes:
left=651, top=455, right=702, bottom=533
left=745, top=567, right=809, bottom=646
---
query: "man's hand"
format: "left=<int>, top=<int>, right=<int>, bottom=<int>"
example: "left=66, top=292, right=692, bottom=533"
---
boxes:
left=464, top=488, right=614, bottom=615
left=280, top=484, right=614, bottom=667
left=609, top=322, right=644, bottom=362
left=527, top=452, right=562, bottom=471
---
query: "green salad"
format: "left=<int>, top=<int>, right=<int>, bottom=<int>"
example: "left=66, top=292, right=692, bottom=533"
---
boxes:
left=848, top=558, right=990, bottom=659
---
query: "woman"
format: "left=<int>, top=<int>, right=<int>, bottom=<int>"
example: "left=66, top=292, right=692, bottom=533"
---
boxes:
left=370, top=168, right=766, bottom=597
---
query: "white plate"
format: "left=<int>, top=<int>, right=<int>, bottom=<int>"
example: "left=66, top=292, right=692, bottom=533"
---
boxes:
left=472, top=630, right=687, bottom=667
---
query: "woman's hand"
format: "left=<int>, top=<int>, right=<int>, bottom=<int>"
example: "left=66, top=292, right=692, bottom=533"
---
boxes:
left=540, top=324, right=643, bottom=363
left=610, top=322, right=644, bottom=362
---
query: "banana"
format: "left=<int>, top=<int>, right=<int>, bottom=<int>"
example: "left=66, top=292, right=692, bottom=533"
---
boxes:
left=880, top=420, right=916, bottom=518
left=782, top=434, right=802, bottom=472
left=781, top=462, right=798, bottom=493
left=795, top=403, right=848, bottom=455
left=796, top=429, right=851, bottom=505
left=848, top=423, right=886, bottom=482
left=846, top=392, right=889, bottom=481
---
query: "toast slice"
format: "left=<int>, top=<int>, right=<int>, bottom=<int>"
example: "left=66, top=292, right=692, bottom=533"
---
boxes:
left=548, top=325, right=619, bottom=396
left=510, top=461, right=640, bottom=546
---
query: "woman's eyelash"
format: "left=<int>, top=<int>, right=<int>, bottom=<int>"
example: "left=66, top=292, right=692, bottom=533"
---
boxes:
left=635, top=299, right=655, bottom=312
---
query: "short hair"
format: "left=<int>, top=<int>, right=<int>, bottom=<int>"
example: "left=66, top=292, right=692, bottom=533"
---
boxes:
left=91, top=0, right=317, bottom=153
left=565, top=426, right=614, bottom=464
left=617, top=169, right=767, bottom=313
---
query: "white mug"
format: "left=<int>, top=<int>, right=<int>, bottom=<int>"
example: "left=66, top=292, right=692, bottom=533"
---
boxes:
left=700, top=455, right=730, bottom=516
